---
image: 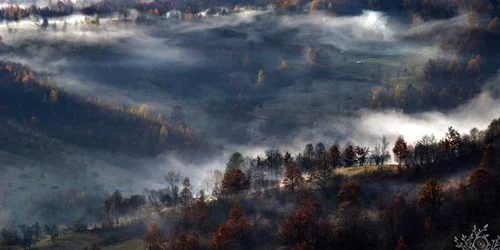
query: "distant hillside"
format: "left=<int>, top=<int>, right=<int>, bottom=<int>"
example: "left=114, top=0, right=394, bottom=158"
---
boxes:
left=0, top=61, right=210, bottom=157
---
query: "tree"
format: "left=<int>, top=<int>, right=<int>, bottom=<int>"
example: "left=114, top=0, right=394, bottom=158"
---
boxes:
left=257, top=70, right=264, bottom=84
left=467, top=167, right=493, bottom=217
left=306, top=167, right=319, bottom=189
left=467, top=55, right=482, bottom=74
left=314, top=143, right=326, bottom=158
left=417, top=178, right=442, bottom=218
left=145, top=222, right=165, bottom=250
left=165, top=171, right=182, bottom=206
left=278, top=198, right=326, bottom=248
left=227, top=152, right=245, bottom=171
left=44, top=224, right=58, bottom=245
left=31, top=223, right=40, bottom=241
left=304, top=144, right=315, bottom=159
left=221, top=169, right=250, bottom=195
left=168, top=231, right=201, bottom=250
left=378, top=193, right=407, bottom=244
left=468, top=167, right=491, bottom=198
left=298, top=144, right=315, bottom=171
left=381, top=136, right=391, bottom=165
left=265, top=149, right=284, bottom=183
left=213, top=202, right=253, bottom=250
left=283, top=151, right=294, bottom=168
left=21, top=225, right=34, bottom=250
left=393, top=136, right=409, bottom=167
left=1, top=228, right=19, bottom=249
left=316, top=152, right=334, bottom=189
left=110, top=190, right=124, bottom=224
left=328, top=143, right=342, bottom=168
left=343, top=143, right=357, bottom=167
left=104, top=199, right=112, bottom=223
left=282, top=162, right=304, bottom=192
left=337, top=181, right=364, bottom=207
left=445, top=127, right=461, bottom=159
left=488, top=17, right=499, bottom=30
left=355, top=146, right=370, bottom=166
left=479, top=144, right=497, bottom=170
left=250, top=156, right=267, bottom=194
left=159, top=125, right=168, bottom=144
left=186, top=197, right=211, bottom=232
left=180, top=177, right=193, bottom=206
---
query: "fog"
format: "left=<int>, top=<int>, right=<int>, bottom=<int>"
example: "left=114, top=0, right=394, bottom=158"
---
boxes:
left=0, top=7, right=497, bottom=229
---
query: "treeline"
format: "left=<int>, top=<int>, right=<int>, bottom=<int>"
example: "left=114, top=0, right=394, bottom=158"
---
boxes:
left=372, top=11, right=500, bottom=112
left=133, top=116, right=500, bottom=250
left=2, top=117, right=499, bottom=249
left=0, top=223, right=59, bottom=250
left=0, top=61, right=207, bottom=156
left=138, top=142, right=500, bottom=250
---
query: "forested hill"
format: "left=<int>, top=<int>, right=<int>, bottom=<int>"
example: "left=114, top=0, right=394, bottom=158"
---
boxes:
left=0, top=61, right=210, bottom=157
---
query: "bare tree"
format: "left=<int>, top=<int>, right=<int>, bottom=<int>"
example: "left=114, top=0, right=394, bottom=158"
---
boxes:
left=165, top=171, right=182, bottom=206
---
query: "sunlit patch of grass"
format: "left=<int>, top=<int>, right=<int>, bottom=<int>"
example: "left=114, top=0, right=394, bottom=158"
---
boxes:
left=334, top=165, right=399, bottom=177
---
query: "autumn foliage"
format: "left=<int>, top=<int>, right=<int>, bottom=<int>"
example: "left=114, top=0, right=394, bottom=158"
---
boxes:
left=221, top=169, right=250, bottom=195
left=168, top=230, right=201, bottom=250
left=337, top=181, right=364, bottom=207
left=144, top=222, right=165, bottom=250
left=282, top=162, right=304, bottom=192
left=213, top=202, right=253, bottom=250
left=417, top=178, right=442, bottom=217
left=278, top=197, right=327, bottom=249
left=393, top=136, right=409, bottom=167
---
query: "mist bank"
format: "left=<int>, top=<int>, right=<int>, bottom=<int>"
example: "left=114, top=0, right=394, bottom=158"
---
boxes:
left=0, top=9, right=449, bottom=143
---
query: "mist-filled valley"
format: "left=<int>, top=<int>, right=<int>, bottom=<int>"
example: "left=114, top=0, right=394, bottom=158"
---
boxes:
left=1, top=0, right=500, bottom=249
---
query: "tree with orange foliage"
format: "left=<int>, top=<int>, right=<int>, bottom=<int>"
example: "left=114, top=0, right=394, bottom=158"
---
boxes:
left=278, top=197, right=319, bottom=248
left=393, top=136, right=409, bottom=167
left=467, top=167, right=495, bottom=219
left=310, top=0, right=320, bottom=10
left=144, top=222, right=165, bottom=250
left=213, top=202, right=253, bottom=250
left=479, top=144, right=497, bottom=170
left=186, top=197, right=211, bottom=232
left=417, top=178, right=442, bottom=218
left=317, top=151, right=334, bottom=188
left=488, top=17, right=499, bottom=30
left=467, top=55, right=482, bottom=74
left=168, top=231, right=201, bottom=250
left=337, top=181, right=364, bottom=230
left=468, top=167, right=491, bottom=199
left=337, top=181, right=364, bottom=207
left=282, top=162, right=304, bottom=192
left=221, top=169, right=250, bottom=195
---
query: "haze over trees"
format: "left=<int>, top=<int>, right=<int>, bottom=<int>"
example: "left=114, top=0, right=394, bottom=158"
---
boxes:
left=2, top=0, right=500, bottom=249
